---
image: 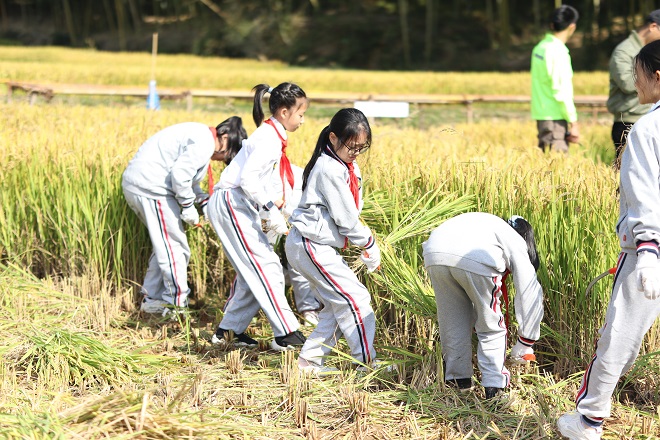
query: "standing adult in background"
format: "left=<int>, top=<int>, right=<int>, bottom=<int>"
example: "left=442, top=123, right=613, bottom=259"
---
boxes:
left=608, top=10, right=660, bottom=169
left=531, top=5, right=580, bottom=153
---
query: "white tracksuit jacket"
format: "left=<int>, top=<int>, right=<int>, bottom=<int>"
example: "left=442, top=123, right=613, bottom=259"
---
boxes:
left=289, top=152, right=373, bottom=249
left=122, top=122, right=213, bottom=207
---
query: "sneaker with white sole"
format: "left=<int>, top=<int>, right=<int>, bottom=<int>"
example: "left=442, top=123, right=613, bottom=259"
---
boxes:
left=301, top=310, right=319, bottom=326
left=271, top=330, right=306, bottom=351
left=140, top=297, right=168, bottom=314
left=211, top=328, right=258, bottom=347
left=557, top=411, right=603, bottom=440
left=299, top=363, right=340, bottom=377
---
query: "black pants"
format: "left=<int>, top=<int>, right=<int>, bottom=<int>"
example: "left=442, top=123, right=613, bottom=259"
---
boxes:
left=611, top=122, right=633, bottom=169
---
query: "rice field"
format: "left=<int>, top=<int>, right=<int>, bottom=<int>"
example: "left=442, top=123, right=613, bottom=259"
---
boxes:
left=1, top=47, right=659, bottom=439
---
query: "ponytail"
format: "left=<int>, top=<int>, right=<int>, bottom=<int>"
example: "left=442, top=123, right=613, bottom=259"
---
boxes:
left=252, top=84, right=270, bottom=127
left=302, top=126, right=331, bottom=191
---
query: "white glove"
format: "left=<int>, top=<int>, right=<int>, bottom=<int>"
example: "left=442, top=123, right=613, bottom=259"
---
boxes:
left=636, top=251, right=660, bottom=300
left=267, top=208, right=289, bottom=236
left=360, top=241, right=381, bottom=273
left=281, top=202, right=294, bottom=219
left=509, top=340, right=535, bottom=364
left=195, top=193, right=210, bottom=218
left=180, top=205, right=200, bottom=226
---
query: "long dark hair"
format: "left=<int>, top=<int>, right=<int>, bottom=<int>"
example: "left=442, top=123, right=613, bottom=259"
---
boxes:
left=302, top=108, right=372, bottom=191
left=507, top=215, right=540, bottom=272
left=251, top=82, right=307, bottom=127
left=635, top=39, right=660, bottom=82
left=215, top=116, right=247, bottom=165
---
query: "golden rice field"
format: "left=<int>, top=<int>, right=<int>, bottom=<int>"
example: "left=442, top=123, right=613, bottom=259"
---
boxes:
left=1, top=47, right=659, bottom=439
left=0, top=46, right=609, bottom=95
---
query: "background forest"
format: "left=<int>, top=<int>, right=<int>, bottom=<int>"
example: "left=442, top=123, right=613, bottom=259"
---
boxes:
left=2, top=0, right=660, bottom=71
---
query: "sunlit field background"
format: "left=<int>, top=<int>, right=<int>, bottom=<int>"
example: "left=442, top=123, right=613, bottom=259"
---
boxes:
left=1, top=47, right=658, bottom=439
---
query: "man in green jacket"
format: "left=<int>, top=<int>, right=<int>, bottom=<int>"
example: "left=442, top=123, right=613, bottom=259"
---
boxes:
left=531, top=5, right=580, bottom=153
left=608, top=10, right=660, bottom=168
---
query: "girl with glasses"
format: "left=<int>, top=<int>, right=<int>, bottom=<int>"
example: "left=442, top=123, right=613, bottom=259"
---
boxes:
left=285, top=108, right=382, bottom=375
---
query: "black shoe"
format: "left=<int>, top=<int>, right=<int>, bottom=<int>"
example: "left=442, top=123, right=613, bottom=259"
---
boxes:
left=446, top=378, right=473, bottom=392
left=211, top=328, right=258, bottom=347
left=271, top=330, right=306, bottom=351
left=484, top=387, right=503, bottom=400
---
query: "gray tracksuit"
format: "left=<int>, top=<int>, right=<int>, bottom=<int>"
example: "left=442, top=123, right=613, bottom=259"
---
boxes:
left=208, top=118, right=299, bottom=337
left=122, top=122, right=214, bottom=307
left=285, top=148, right=377, bottom=366
left=423, top=212, right=543, bottom=388
left=576, top=101, right=660, bottom=419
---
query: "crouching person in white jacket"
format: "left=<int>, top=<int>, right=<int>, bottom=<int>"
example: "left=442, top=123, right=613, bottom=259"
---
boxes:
left=422, top=212, right=544, bottom=400
left=122, top=117, right=247, bottom=316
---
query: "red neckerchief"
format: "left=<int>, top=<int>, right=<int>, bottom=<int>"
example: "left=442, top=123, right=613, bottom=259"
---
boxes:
left=263, top=119, right=294, bottom=201
left=324, top=145, right=359, bottom=208
left=208, top=126, right=217, bottom=195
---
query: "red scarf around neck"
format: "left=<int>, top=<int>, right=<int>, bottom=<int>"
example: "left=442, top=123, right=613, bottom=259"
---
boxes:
left=263, top=119, right=294, bottom=201
left=345, top=161, right=360, bottom=208
left=207, top=126, right=217, bottom=195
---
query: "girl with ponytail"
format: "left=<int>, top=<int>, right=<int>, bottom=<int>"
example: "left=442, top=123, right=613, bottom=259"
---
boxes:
left=285, top=108, right=384, bottom=375
left=206, top=82, right=309, bottom=351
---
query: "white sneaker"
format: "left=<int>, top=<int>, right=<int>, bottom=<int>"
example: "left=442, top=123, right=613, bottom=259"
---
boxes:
left=140, top=297, right=168, bottom=314
left=557, top=411, right=603, bottom=440
left=299, top=363, right=340, bottom=377
left=302, top=310, right=319, bottom=326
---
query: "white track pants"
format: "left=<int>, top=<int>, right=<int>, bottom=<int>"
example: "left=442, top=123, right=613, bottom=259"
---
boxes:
left=208, top=188, right=299, bottom=337
left=123, top=189, right=190, bottom=307
left=286, top=264, right=322, bottom=313
left=285, top=227, right=375, bottom=365
left=576, top=252, right=660, bottom=419
left=427, top=265, right=510, bottom=388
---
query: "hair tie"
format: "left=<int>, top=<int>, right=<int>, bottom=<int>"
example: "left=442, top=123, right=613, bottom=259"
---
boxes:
left=267, top=87, right=274, bottom=93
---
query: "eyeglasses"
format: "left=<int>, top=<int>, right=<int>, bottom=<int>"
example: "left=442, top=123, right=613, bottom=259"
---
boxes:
left=342, top=141, right=371, bottom=155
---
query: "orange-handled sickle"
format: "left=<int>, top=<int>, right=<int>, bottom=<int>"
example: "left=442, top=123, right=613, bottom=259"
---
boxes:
left=584, top=267, right=617, bottom=298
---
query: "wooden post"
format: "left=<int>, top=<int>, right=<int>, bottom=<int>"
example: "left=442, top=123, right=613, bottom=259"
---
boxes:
left=186, top=92, right=193, bottom=112
left=151, top=33, right=158, bottom=82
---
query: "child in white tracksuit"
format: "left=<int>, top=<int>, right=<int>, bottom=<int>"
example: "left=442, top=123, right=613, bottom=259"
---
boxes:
left=285, top=108, right=381, bottom=374
left=122, top=118, right=247, bottom=315
left=423, top=212, right=543, bottom=399
left=558, top=40, right=660, bottom=440
left=207, top=82, right=309, bottom=351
